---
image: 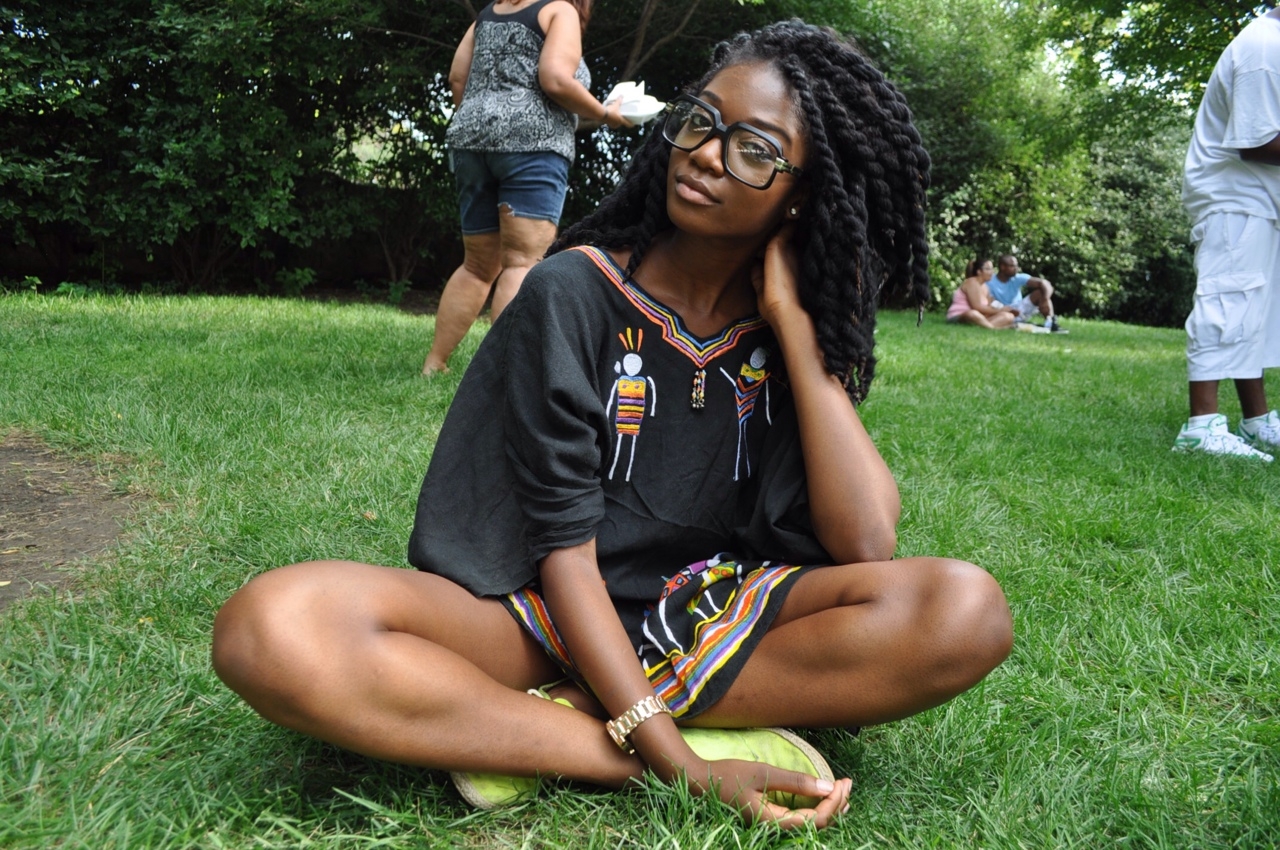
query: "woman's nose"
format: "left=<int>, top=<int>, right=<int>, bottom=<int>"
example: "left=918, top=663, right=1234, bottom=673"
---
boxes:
left=688, top=134, right=726, bottom=175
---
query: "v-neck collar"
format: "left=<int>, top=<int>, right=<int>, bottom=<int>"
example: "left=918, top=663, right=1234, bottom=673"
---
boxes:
left=573, top=246, right=768, bottom=368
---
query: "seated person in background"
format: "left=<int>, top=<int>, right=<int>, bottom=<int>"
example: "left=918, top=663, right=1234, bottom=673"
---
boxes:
left=946, top=258, right=1017, bottom=329
left=988, top=254, right=1065, bottom=333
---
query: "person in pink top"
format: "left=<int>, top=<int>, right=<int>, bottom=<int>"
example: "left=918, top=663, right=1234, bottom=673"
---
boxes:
left=946, top=258, right=1017, bottom=329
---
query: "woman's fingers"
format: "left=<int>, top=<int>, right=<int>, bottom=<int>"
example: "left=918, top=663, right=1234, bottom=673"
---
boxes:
left=705, top=760, right=851, bottom=830
left=756, top=776, right=852, bottom=830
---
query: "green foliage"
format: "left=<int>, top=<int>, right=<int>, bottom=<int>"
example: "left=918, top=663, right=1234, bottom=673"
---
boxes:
left=0, top=0, right=469, bottom=289
left=1049, top=0, right=1266, bottom=100
left=0, top=0, right=1230, bottom=325
left=791, top=0, right=1200, bottom=326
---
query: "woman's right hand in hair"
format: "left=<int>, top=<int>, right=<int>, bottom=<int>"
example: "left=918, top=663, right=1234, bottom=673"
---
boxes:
left=688, top=758, right=851, bottom=828
left=750, top=224, right=803, bottom=330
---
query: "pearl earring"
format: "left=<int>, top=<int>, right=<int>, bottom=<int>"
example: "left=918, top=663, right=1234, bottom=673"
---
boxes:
left=788, top=207, right=799, bottom=217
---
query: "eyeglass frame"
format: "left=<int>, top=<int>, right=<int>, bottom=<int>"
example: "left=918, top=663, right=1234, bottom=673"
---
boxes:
left=660, top=93, right=804, bottom=190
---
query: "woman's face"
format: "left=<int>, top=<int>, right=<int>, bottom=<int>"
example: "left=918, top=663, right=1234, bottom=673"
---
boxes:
left=665, top=62, right=808, bottom=242
left=978, top=261, right=994, bottom=281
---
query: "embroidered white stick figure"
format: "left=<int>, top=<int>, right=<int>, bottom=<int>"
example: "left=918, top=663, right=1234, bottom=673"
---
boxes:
left=605, top=331, right=656, bottom=481
left=719, top=346, right=771, bottom=480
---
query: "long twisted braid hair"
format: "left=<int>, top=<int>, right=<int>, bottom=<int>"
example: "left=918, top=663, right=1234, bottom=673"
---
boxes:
left=550, top=20, right=930, bottom=402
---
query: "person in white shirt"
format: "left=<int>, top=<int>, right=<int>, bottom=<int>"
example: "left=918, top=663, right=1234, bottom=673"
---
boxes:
left=1173, top=8, right=1280, bottom=460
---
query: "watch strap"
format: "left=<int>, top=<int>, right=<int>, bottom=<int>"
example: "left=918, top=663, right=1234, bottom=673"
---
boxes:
left=605, top=695, right=671, bottom=753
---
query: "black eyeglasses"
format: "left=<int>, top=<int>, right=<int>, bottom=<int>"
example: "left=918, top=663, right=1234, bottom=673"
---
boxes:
left=661, top=94, right=803, bottom=190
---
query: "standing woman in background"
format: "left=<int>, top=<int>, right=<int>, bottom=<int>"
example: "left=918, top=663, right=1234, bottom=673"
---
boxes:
left=423, top=0, right=629, bottom=375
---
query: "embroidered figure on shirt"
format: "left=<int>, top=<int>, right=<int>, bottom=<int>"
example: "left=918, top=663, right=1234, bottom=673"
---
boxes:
left=605, top=328, right=656, bottom=481
left=719, top=347, right=771, bottom=480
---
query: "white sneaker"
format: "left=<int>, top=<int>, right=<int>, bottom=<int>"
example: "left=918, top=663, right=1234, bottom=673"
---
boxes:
left=1237, top=410, right=1280, bottom=452
left=1172, top=414, right=1273, bottom=461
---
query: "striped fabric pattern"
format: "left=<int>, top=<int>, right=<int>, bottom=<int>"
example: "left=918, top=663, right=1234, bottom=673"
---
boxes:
left=503, top=557, right=804, bottom=719
left=642, top=560, right=801, bottom=716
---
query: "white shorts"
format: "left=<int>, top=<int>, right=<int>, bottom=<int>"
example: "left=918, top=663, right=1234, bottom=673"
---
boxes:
left=1014, top=295, right=1039, bottom=321
left=989, top=295, right=1038, bottom=321
left=1185, top=212, right=1280, bottom=382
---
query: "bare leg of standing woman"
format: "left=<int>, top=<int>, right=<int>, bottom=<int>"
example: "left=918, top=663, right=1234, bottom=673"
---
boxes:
left=423, top=233, right=501, bottom=375
left=423, top=215, right=558, bottom=374
left=490, top=211, right=557, bottom=321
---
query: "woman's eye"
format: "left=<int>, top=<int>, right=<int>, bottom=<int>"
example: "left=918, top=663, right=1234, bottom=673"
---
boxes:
left=735, top=139, right=774, bottom=163
left=686, top=112, right=713, bottom=132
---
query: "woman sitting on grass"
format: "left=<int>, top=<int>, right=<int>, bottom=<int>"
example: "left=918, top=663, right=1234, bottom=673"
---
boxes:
left=946, top=257, right=1018, bottom=329
left=212, top=20, right=1012, bottom=830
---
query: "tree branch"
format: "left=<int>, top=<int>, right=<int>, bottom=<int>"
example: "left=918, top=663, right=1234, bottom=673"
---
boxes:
left=622, top=0, right=661, bottom=81
left=624, top=0, right=706, bottom=80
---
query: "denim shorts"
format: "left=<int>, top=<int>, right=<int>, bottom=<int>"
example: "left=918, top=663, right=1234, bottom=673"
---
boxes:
left=450, top=149, right=571, bottom=235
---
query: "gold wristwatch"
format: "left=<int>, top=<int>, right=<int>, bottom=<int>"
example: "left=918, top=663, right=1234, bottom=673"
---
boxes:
left=605, top=695, right=671, bottom=753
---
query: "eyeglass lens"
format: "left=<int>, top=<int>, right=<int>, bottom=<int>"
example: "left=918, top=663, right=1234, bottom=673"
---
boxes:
left=663, top=100, right=782, bottom=188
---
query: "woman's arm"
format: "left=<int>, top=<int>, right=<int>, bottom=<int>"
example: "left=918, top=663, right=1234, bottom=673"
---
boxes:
left=536, top=2, right=626, bottom=128
left=963, top=278, right=1012, bottom=318
left=540, top=539, right=845, bottom=826
left=448, top=24, right=477, bottom=107
left=540, top=540, right=697, bottom=781
left=753, top=229, right=900, bottom=564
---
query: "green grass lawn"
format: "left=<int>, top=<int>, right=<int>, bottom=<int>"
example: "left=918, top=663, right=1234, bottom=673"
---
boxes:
left=1, top=291, right=1277, bottom=848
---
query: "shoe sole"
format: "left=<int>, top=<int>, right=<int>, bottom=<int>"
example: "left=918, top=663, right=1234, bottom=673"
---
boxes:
left=1236, top=432, right=1280, bottom=454
left=450, top=769, right=531, bottom=810
left=1172, top=440, right=1273, bottom=461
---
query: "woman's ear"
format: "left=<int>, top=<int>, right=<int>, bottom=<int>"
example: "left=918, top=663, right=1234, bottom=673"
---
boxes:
left=784, top=187, right=809, bottom=220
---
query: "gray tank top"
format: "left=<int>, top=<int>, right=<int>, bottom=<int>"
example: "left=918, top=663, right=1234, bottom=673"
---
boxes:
left=445, top=0, right=591, bottom=162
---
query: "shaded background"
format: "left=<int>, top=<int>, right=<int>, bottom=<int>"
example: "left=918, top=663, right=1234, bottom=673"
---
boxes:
left=0, top=0, right=1269, bottom=324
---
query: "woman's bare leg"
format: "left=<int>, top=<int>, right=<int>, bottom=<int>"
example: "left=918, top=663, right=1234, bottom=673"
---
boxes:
left=956, top=310, right=1014, bottom=330
left=489, top=210, right=557, bottom=322
left=686, top=557, right=1012, bottom=729
left=422, top=233, right=502, bottom=375
left=212, top=561, right=642, bottom=784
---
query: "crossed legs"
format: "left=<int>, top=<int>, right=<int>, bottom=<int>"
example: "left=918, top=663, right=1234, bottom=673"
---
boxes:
left=422, top=213, right=558, bottom=375
left=955, top=310, right=1016, bottom=330
left=212, top=557, right=1011, bottom=784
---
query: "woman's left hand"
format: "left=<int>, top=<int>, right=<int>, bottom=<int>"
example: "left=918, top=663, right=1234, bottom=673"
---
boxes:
left=750, top=225, right=803, bottom=329
left=694, top=758, right=852, bottom=829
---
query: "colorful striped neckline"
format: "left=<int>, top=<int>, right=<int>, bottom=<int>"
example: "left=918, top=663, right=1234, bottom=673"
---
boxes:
left=573, top=246, right=768, bottom=368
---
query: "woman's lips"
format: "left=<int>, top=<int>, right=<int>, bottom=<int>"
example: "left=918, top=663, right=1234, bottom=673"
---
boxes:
left=675, top=174, right=718, bottom=205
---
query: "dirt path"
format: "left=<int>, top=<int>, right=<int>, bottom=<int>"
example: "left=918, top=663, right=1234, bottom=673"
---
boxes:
left=0, top=431, right=136, bottom=613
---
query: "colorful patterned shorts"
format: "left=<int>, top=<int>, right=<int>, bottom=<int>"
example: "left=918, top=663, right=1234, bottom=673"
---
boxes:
left=501, top=554, right=813, bottom=720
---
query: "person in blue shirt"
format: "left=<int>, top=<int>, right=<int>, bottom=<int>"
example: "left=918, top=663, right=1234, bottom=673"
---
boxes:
left=987, top=255, right=1064, bottom=333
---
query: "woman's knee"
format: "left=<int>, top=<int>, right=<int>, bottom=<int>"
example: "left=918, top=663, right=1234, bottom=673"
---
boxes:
left=925, top=558, right=1013, bottom=676
left=460, top=234, right=502, bottom=281
left=211, top=562, right=346, bottom=711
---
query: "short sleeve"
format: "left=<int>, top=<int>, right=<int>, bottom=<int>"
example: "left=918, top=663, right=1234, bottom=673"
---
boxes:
left=1224, top=69, right=1280, bottom=150
left=407, top=252, right=611, bottom=593
left=500, top=264, right=610, bottom=560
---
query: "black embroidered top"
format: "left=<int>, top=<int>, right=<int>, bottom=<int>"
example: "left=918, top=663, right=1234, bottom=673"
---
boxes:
left=408, top=247, right=828, bottom=639
left=445, top=0, right=590, bottom=162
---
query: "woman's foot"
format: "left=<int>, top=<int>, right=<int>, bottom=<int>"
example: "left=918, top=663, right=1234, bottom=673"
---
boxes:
left=421, top=357, right=450, bottom=376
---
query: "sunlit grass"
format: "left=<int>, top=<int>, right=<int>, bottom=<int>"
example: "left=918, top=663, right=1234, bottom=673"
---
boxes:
left=1, top=292, right=1277, bottom=848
